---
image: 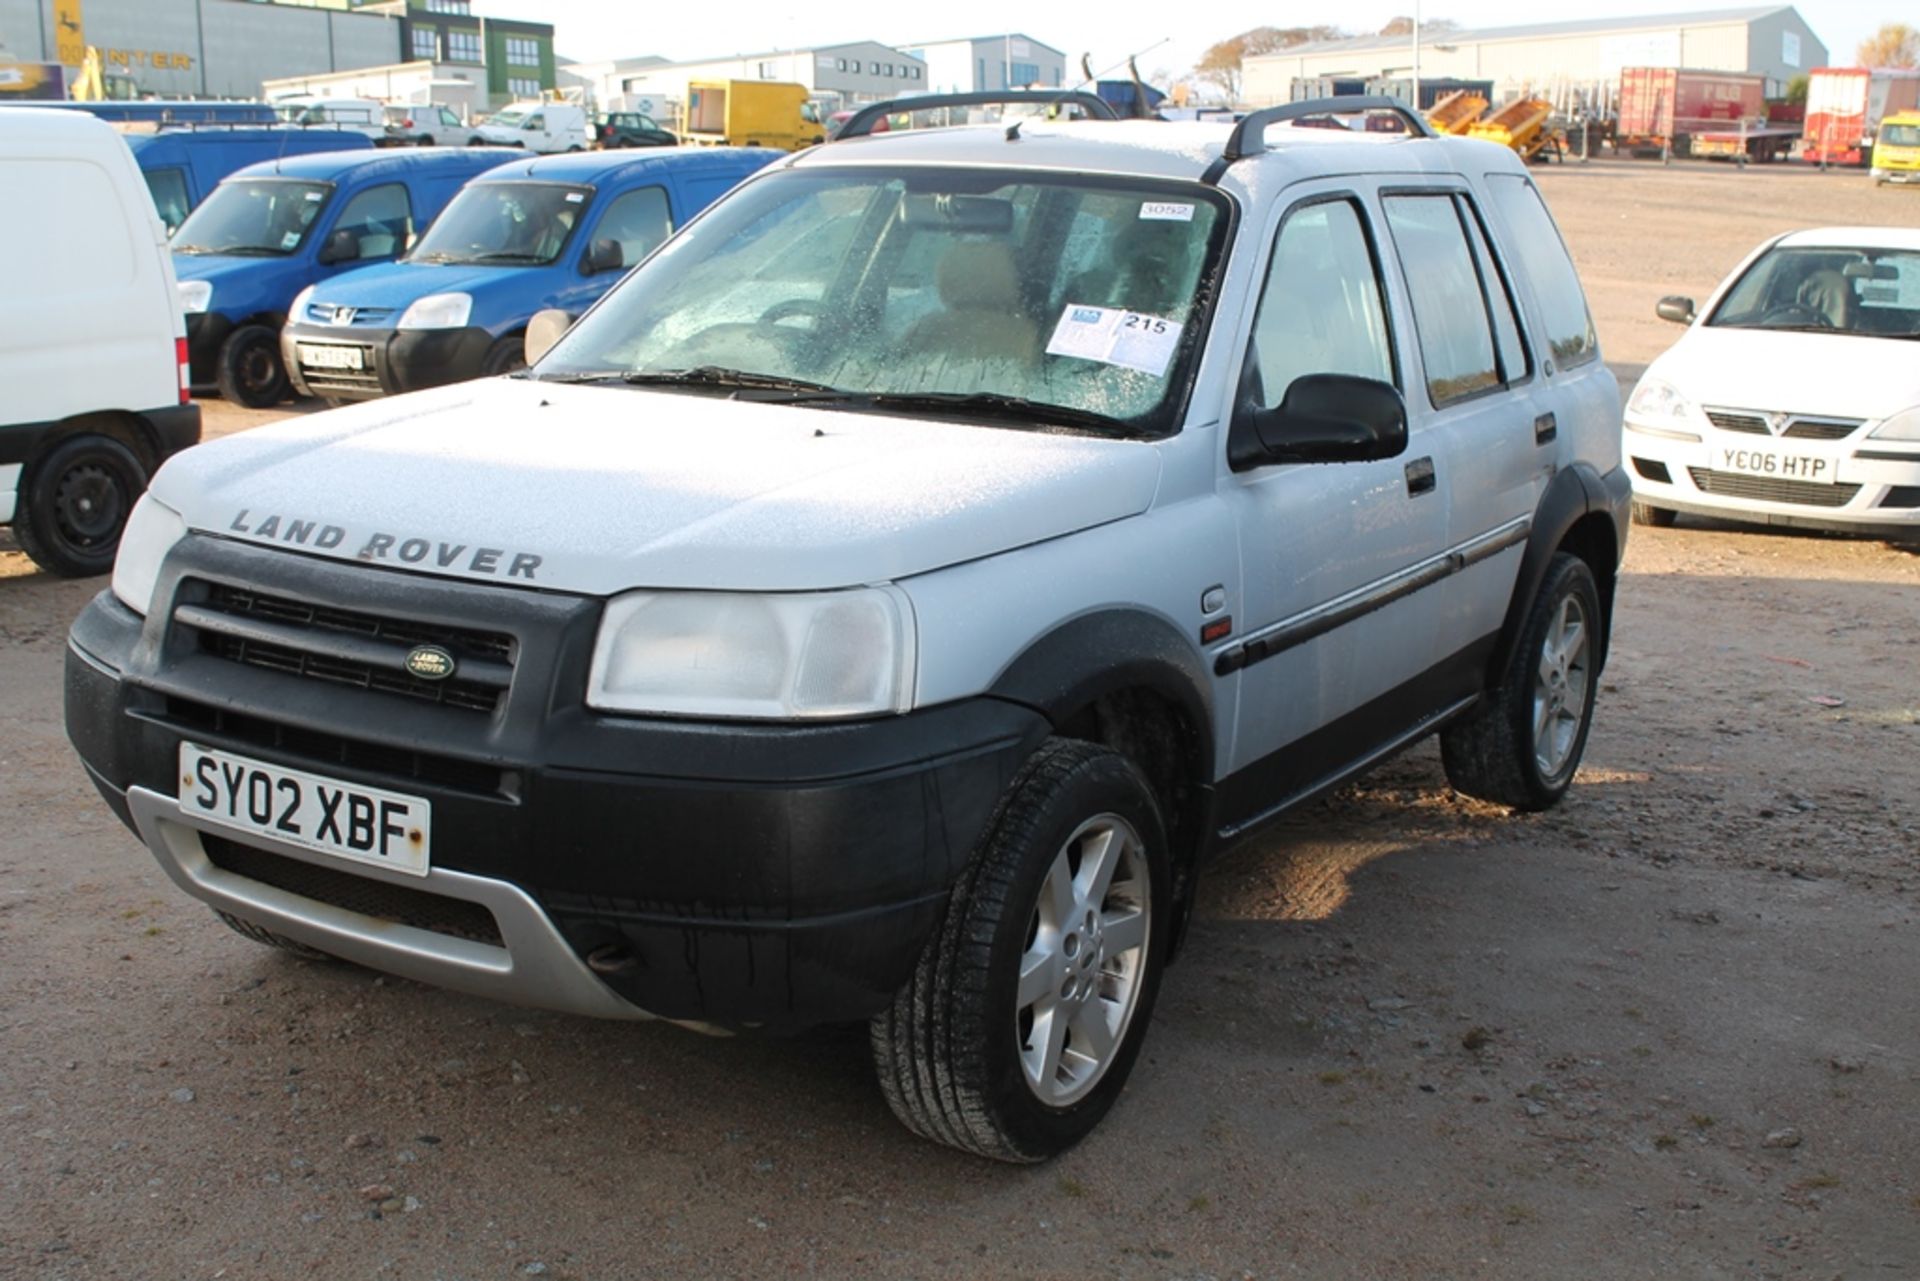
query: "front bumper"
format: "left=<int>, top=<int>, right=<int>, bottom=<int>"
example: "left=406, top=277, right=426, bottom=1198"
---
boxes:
left=282, top=323, right=494, bottom=401
left=1624, top=414, right=1920, bottom=535
left=66, top=537, right=1050, bottom=1029
left=1871, top=165, right=1920, bottom=183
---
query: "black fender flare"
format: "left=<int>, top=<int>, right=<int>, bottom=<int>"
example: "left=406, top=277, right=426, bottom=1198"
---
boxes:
left=987, top=609, right=1218, bottom=957
left=1489, top=462, right=1622, bottom=683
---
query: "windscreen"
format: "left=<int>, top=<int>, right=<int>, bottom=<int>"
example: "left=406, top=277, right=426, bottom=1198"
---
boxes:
left=1880, top=123, right=1920, bottom=147
left=1709, top=245, right=1920, bottom=338
left=408, top=181, right=594, bottom=265
left=171, top=179, right=332, bottom=256
left=535, top=166, right=1232, bottom=436
left=484, top=109, right=527, bottom=128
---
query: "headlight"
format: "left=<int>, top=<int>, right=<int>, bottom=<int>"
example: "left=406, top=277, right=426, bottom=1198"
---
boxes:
left=1869, top=406, right=1920, bottom=442
left=588, top=587, right=916, bottom=719
left=397, top=292, right=473, bottom=331
left=110, top=494, right=188, bottom=616
left=177, top=279, right=212, bottom=315
left=1626, top=377, right=1696, bottom=425
left=289, top=284, right=316, bottom=322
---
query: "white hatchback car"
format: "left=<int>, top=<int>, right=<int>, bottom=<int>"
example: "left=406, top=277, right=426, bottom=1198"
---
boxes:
left=1625, top=226, right=1920, bottom=536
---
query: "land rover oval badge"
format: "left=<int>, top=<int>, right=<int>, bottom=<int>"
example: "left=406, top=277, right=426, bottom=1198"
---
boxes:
left=406, top=645, right=456, bottom=681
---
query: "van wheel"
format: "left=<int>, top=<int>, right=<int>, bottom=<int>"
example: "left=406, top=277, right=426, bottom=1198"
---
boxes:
left=416, top=134, right=434, bottom=146
left=215, top=324, right=290, bottom=408
left=13, top=433, right=148, bottom=578
left=214, top=910, right=334, bottom=962
left=480, top=335, right=527, bottom=376
left=871, top=739, right=1169, bottom=1162
left=1441, top=552, right=1602, bottom=811
left=467, top=136, right=486, bottom=146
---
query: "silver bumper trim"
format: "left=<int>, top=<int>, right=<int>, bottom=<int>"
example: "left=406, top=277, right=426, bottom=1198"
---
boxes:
left=126, top=784, right=652, bottom=1022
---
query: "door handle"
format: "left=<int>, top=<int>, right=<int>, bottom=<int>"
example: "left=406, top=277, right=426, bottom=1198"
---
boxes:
left=1534, top=412, right=1558, bottom=444
left=1405, top=456, right=1436, bottom=496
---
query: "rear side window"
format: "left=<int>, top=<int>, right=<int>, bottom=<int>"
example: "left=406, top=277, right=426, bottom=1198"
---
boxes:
left=1485, top=174, right=1599, bottom=369
left=331, top=182, right=413, bottom=260
left=1246, top=197, right=1395, bottom=410
left=1384, top=194, right=1500, bottom=405
left=145, top=167, right=191, bottom=234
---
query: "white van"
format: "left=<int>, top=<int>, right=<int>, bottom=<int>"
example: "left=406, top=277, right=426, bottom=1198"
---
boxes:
left=473, top=101, right=590, bottom=153
left=274, top=96, right=388, bottom=143
left=0, top=108, right=199, bottom=577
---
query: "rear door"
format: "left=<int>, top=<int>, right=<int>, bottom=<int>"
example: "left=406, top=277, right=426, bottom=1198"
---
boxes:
left=1378, top=186, right=1547, bottom=658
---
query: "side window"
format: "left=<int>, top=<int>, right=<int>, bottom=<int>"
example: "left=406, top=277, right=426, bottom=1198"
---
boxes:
left=594, top=186, right=672, bottom=266
left=1246, top=197, right=1395, bottom=411
left=144, top=167, right=191, bottom=234
left=439, top=107, right=461, bottom=128
left=525, top=114, right=545, bottom=131
left=1485, top=174, right=1599, bottom=369
left=330, top=182, right=413, bottom=260
left=1383, top=193, right=1499, bottom=405
left=1459, top=199, right=1530, bottom=383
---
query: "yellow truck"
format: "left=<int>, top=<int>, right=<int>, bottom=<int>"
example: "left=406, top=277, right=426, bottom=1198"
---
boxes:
left=1871, top=110, right=1920, bottom=185
left=681, top=80, right=824, bottom=151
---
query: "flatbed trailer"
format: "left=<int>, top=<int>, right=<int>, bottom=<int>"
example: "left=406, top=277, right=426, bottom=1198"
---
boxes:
left=1690, top=123, right=1799, bottom=161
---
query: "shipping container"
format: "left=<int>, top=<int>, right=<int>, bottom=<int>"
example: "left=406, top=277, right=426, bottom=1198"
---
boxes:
left=1617, top=67, right=1765, bottom=155
left=1802, top=67, right=1920, bottom=166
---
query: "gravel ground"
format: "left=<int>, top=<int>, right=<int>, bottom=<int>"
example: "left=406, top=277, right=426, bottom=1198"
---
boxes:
left=2, top=157, right=1917, bottom=1280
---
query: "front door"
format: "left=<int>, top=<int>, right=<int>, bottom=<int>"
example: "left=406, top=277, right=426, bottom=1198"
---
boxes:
left=1212, top=181, right=1451, bottom=833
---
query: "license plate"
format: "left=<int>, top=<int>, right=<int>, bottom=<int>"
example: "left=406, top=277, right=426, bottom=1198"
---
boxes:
left=178, top=744, right=431, bottom=877
left=298, top=343, right=364, bottom=371
left=1715, top=446, right=1833, bottom=484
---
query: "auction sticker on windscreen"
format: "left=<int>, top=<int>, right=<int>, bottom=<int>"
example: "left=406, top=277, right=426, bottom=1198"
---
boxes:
left=1045, top=304, right=1183, bottom=375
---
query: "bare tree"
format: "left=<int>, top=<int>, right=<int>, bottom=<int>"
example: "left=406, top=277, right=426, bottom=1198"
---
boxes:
left=1378, top=16, right=1459, bottom=37
left=1194, top=25, right=1344, bottom=102
left=1857, top=22, right=1920, bottom=68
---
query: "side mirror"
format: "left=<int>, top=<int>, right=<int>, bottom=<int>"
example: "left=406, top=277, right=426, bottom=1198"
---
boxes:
left=1655, top=295, right=1696, bottom=325
left=1228, top=373, right=1407, bottom=472
left=317, top=228, right=358, bottom=266
left=524, top=308, right=573, bottom=366
left=582, top=237, right=624, bottom=275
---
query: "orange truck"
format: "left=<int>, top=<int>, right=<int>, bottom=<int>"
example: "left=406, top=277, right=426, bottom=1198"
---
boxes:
left=1617, top=66, right=1764, bottom=157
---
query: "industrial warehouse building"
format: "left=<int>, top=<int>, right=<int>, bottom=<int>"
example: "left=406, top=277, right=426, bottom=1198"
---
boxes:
left=564, top=40, right=928, bottom=117
left=899, top=34, right=1067, bottom=95
left=1243, top=5, right=1827, bottom=105
left=0, top=0, right=552, bottom=105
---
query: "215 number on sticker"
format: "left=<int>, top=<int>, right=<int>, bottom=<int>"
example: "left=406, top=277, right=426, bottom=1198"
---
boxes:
left=1123, top=314, right=1171, bottom=335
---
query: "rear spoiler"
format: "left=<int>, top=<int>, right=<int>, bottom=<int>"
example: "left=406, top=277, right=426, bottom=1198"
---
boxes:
left=835, top=90, right=1118, bottom=141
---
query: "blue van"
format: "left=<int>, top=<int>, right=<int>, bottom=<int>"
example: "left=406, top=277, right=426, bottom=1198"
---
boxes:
left=172, top=146, right=522, bottom=406
left=280, top=147, right=778, bottom=402
left=127, top=129, right=374, bottom=234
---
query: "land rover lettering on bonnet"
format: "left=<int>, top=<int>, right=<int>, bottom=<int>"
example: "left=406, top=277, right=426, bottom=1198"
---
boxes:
left=67, top=92, right=1629, bottom=1163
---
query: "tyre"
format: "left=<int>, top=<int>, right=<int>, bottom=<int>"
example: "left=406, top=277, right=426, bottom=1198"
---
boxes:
left=214, top=910, right=334, bottom=962
left=214, top=323, right=290, bottom=408
left=871, top=738, right=1170, bottom=1162
left=480, top=334, right=527, bottom=377
left=468, top=136, right=486, bottom=147
left=1631, top=499, right=1676, bottom=528
left=416, top=134, right=433, bottom=146
left=1441, top=552, right=1603, bottom=812
left=12, top=433, right=148, bottom=578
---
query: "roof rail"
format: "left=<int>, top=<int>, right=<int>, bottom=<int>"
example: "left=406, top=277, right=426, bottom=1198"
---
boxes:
left=835, top=90, right=1117, bottom=141
left=1208, top=95, right=1437, bottom=179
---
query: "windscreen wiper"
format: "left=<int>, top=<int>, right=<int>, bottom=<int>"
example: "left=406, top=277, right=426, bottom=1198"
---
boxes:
left=467, top=251, right=549, bottom=263
left=618, top=366, right=842, bottom=395
left=767, top=389, right=1137, bottom=436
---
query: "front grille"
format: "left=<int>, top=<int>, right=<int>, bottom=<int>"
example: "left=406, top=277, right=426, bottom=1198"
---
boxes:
left=305, top=304, right=396, bottom=325
left=1706, top=410, right=1768, bottom=435
left=181, top=582, right=512, bottom=715
left=1704, top=409, right=1862, bottom=441
left=1686, top=468, right=1862, bottom=508
left=1782, top=418, right=1862, bottom=441
left=295, top=358, right=381, bottom=395
left=160, top=696, right=509, bottom=797
left=203, top=834, right=503, bottom=945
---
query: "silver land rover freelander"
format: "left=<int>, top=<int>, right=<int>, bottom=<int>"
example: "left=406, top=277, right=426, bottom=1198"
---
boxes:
left=67, top=94, right=1630, bottom=1162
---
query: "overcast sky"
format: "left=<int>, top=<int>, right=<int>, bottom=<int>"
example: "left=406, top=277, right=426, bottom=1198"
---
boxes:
left=479, top=1, right=1888, bottom=82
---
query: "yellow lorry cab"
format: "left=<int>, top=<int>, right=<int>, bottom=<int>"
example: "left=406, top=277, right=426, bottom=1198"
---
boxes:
left=1871, top=111, right=1920, bottom=184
